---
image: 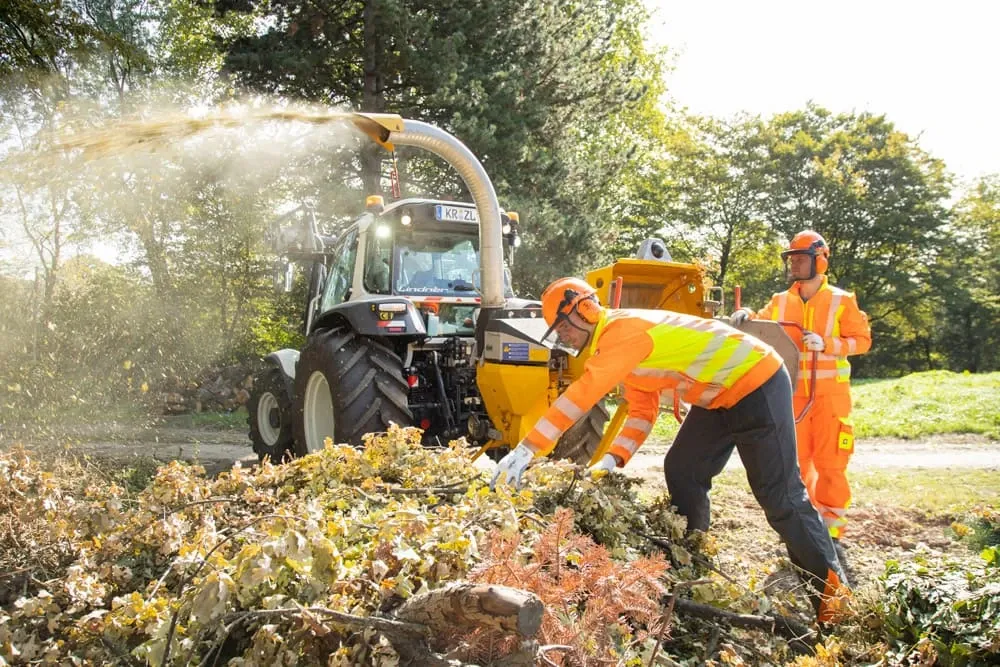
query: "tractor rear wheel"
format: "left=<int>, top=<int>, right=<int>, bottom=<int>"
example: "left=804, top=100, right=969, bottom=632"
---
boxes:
left=549, top=402, right=610, bottom=465
left=247, top=367, right=294, bottom=463
left=293, top=326, right=413, bottom=455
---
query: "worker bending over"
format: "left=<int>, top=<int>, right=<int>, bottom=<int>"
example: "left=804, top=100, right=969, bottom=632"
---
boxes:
left=491, top=276, right=850, bottom=622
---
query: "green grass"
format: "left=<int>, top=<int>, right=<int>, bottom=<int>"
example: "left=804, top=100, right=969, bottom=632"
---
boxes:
left=648, top=370, right=1000, bottom=442
left=848, top=468, right=1000, bottom=515
left=852, top=370, right=1000, bottom=440
left=714, top=467, right=1000, bottom=517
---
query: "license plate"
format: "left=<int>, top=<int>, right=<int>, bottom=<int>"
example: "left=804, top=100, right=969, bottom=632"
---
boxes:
left=435, top=205, right=478, bottom=223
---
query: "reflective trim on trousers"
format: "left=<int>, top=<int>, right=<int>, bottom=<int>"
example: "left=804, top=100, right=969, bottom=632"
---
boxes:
left=623, top=417, right=653, bottom=437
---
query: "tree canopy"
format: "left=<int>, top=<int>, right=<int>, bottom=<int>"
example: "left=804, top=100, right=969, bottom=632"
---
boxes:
left=1, top=0, right=996, bottom=414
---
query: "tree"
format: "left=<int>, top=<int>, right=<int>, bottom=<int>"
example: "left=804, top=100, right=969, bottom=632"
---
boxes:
left=932, top=176, right=1000, bottom=372
left=215, top=0, right=668, bottom=295
left=641, top=115, right=778, bottom=293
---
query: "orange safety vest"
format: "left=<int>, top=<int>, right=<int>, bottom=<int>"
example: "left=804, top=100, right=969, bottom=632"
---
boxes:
left=524, top=309, right=783, bottom=463
left=755, top=277, right=871, bottom=397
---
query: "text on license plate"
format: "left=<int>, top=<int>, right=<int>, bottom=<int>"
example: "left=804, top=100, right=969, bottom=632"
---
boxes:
left=435, top=205, right=479, bottom=223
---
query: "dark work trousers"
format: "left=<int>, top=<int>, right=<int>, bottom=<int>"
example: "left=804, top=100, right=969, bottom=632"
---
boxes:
left=663, top=366, right=846, bottom=605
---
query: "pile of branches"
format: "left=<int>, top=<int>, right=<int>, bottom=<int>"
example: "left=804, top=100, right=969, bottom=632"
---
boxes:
left=2, top=426, right=842, bottom=665
left=159, top=364, right=255, bottom=415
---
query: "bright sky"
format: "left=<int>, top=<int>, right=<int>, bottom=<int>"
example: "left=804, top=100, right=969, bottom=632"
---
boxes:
left=644, top=0, right=1000, bottom=183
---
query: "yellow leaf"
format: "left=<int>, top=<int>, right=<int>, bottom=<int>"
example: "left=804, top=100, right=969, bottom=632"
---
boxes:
left=140, top=382, right=149, bottom=393
left=691, top=583, right=716, bottom=603
left=123, top=360, right=132, bottom=370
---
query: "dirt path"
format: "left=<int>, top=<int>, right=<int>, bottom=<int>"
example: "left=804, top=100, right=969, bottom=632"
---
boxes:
left=619, top=434, right=1000, bottom=488
left=8, top=419, right=998, bottom=479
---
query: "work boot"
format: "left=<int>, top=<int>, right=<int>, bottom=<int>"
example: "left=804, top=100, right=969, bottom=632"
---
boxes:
left=816, top=567, right=852, bottom=625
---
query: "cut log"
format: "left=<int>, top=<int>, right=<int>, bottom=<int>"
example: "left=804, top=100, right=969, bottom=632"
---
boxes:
left=393, top=583, right=543, bottom=639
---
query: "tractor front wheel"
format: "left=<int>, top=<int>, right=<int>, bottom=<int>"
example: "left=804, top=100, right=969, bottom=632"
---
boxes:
left=247, top=367, right=294, bottom=463
left=292, top=326, right=413, bottom=455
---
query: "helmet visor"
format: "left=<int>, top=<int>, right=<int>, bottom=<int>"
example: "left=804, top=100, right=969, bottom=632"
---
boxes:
left=781, top=249, right=817, bottom=282
left=540, top=313, right=593, bottom=357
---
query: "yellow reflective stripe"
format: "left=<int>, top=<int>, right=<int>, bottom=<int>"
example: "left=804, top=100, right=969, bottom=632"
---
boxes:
left=639, top=322, right=715, bottom=370
left=773, top=293, right=787, bottom=321
left=716, top=341, right=760, bottom=387
left=686, top=335, right=730, bottom=381
left=816, top=503, right=848, bottom=523
left=552, top=395, right=585, bottom=421
left=831, top=304, right=845, bottom=337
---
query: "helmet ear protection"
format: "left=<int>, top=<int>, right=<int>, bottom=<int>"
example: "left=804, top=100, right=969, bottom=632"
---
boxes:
left=541, top=277, right=602, bottom=329
left=576, top=293, right=602, bottom=324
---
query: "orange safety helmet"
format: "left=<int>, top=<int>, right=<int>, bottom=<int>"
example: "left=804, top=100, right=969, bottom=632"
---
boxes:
left=781, top=230, right=829, bottom=281
left=539, top=277, right=602, bottom=355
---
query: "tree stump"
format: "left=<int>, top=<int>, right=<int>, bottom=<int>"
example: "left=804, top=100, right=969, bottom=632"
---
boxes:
left=393, top=583, right=543, bottom=641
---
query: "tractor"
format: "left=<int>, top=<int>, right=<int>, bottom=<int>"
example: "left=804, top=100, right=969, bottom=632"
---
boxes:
left=248, top=192, right=534, bottom=461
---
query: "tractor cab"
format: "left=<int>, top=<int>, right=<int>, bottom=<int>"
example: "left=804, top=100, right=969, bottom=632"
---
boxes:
left=350, top=197, right=518, bottom=336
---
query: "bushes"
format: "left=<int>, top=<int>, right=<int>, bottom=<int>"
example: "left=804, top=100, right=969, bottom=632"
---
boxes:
left=875, top=551, right=1000, bottom=665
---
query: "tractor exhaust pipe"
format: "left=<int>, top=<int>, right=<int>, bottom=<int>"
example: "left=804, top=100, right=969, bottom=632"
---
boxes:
left=389, top=120, right=505, bottom=309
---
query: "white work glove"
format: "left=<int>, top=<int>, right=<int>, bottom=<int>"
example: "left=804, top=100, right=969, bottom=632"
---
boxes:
left=730, top=309, right=752, bottom=326
left=587, top=453, right=619, bottom=480
left=490, top=443, right=536, bottom=490
left=802, top=331, right=825, bottom=352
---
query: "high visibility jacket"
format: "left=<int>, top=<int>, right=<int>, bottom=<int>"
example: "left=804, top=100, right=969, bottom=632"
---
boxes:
left=754, top=276, right=871, bottom=398
left=523, top=308, right=783, bottom=465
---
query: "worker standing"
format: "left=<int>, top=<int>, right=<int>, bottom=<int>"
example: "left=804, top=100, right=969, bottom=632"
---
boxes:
left=491, top=276, right=850, bottom=623
left=730, top=230, right=871, bottom=555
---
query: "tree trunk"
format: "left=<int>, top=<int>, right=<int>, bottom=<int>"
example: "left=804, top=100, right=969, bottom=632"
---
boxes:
left=361, top=0, right=385, bottom=196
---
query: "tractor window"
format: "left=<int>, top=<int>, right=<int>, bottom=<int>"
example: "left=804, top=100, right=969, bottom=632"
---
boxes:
left=394, top=229, right=511, bottom=296
left=321, top=228, right=358, bottom=310
left=364, top=226, right=392, bottom=295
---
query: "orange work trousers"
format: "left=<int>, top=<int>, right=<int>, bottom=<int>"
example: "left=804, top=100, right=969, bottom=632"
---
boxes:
left=794, top=392, right=854, bottom=539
